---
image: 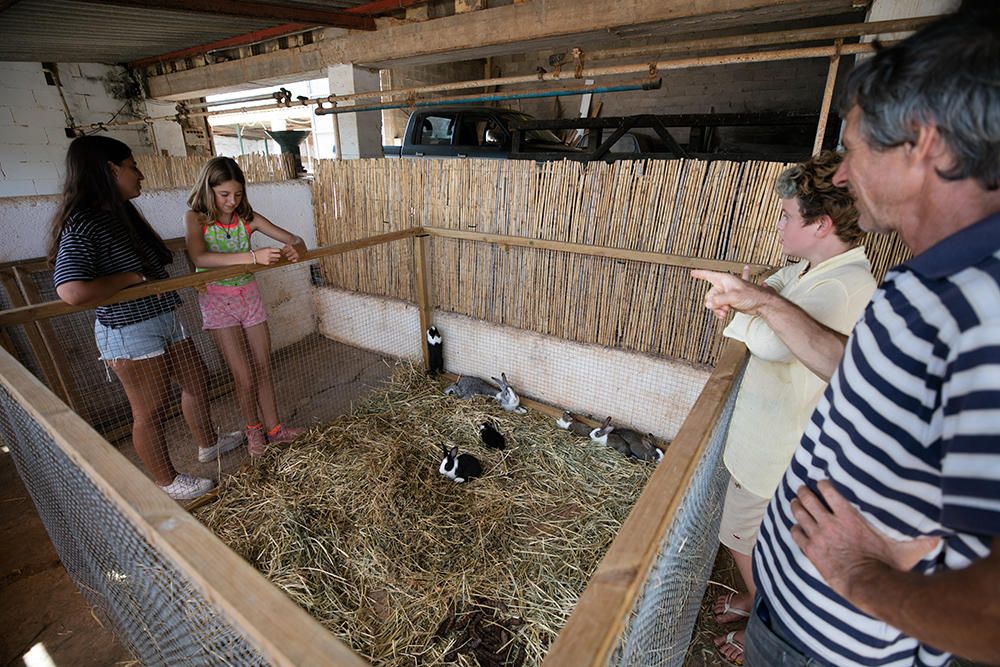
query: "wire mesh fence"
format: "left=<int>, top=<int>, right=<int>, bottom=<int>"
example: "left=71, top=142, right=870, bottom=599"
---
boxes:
left=0, top=223, right=751, bottom=665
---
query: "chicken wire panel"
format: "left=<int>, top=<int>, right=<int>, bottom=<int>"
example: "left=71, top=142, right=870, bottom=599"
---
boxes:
left=0, top=384, right=265, bottom=666
left=7, top=243, right=420, bottom=494
left=610, top=359, right=746, bottom=667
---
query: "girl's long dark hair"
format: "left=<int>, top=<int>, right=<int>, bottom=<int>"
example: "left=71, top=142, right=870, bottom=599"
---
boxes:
left=47, top=135, right=172, bottom=269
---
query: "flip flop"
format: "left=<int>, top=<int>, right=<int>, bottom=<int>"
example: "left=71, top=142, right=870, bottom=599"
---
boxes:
left=714, top=591, right=751, bottom=623
left=714, top=629, right=745, bottom=666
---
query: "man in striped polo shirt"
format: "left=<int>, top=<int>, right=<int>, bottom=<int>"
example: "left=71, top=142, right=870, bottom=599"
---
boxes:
left=693, top=8, right=999, bottom=666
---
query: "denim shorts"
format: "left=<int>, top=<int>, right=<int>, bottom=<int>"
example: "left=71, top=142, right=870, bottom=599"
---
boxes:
left=94, top=310, right=188, bottom=361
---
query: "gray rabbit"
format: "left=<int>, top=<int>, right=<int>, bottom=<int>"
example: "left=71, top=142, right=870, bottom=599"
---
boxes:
left=492, top=373, right=527, bottom=414
left=444, top=375, right=496, bottom=399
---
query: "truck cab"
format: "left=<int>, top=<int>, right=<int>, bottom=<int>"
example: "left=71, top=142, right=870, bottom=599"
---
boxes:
left=386, top=107, right=577, bottom=159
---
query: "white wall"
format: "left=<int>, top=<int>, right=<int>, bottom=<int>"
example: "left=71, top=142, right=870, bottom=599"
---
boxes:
left=0, top=180, right=318, bottom=349
left=0, top=62, right=153, bottom=197
left=316, top=288, right=710, bottom=440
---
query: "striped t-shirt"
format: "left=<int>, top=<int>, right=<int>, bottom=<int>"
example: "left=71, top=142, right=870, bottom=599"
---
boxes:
left=53, top=208, right=181, bottom=328
left=754, top=212, right=1000, bottom=667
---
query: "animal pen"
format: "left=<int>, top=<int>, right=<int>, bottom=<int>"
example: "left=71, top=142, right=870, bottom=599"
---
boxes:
left=0, top=157, right=910, bottom=666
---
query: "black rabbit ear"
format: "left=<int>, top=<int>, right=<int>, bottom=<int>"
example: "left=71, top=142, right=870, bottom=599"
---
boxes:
left=450, top=445, right=459, bottom=457
left=501, top=373, right=508, bottom=382
left=491, top=376, right=500, bottom=384
left=602, top=416, right=612, bottom=428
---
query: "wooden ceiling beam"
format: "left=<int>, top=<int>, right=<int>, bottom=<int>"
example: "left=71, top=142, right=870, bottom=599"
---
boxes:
left=88, top=0, right=376, bottom=30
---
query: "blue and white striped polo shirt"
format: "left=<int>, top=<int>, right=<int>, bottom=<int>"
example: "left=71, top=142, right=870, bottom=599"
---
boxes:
left=754, top=212, right=1000, bottom=667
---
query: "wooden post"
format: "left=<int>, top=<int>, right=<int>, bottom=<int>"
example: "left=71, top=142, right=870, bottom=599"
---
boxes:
left=413, top=233, right=433, bottom=370
left=813, top=38, right=842, bottom=156
left=0, top=269, right=68, bottom=406
left=12, top=267, right=87, bottom=417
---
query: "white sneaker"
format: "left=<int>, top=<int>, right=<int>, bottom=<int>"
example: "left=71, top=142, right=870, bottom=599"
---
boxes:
left=160, top=474, right=215, bottom=501
left=197, top=430, right=245, bottom=463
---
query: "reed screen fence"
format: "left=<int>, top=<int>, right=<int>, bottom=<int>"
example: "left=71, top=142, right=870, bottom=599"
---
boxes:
left=312, top=158, right=910, bottom=365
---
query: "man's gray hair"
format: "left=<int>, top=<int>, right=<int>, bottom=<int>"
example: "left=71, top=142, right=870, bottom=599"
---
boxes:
left=840, top=8, right=999, bottom=190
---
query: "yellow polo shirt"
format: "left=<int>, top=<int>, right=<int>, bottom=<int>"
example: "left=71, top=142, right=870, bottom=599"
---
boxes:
left=723, top=246, right=877, bottom=497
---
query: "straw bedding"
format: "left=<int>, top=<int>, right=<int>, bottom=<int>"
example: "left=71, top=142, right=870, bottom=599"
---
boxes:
left=196, top=363, right=654, bottom=666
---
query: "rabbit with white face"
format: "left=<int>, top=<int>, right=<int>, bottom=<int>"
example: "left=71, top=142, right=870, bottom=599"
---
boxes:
left=427, top=326, right=443, bottom=375
left=589, top=417, right=632, bottom=457
left=556, top=410, right=593, bottom=437
left=444, top=375, right=496, bottom=399
left=439, top=445, right=483, bottom=483
left=492, top=373, right=527, bottom=414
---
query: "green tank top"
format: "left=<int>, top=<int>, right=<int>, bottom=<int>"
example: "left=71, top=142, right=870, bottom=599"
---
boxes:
left=196, top=214, right=254, bottom=287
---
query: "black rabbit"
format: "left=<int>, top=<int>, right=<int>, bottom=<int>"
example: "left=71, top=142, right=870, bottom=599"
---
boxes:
left=478, top=422, right=506, bottom=449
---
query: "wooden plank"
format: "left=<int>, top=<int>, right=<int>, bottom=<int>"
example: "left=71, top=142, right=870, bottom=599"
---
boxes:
left=813, top=39, right=842, bottom=156
left=0, top=347, right=368, bottom=667
left=413, top=234, right=432, bottom=370
left=543, top=339, right=748, bottom=667
left=423, top=227, right=770, bottom=275
left=12, top=267, right=87, bottom=417
left=0, top=228, right=419, bottom=329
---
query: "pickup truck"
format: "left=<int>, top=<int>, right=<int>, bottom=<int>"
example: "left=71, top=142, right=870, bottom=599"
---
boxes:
left=382, top=106, right=579, bottom=160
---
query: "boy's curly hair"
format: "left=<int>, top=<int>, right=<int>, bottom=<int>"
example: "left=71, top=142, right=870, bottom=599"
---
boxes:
left=774, top=151, right=862, bottom=246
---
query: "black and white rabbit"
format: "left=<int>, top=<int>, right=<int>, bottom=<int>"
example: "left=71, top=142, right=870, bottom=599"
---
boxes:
left=556, top=410, right=593, bottom=437
left=439, top=445, right=483, bottom=483
left=444, top=375, right=496, bottom=399
left=589, top=417, right=633, bottom=457
left=492, top=373, right=527, bottom=414
left=478, top=422, right=506, bottom=449
left=426, top=326, right=443, bottom=375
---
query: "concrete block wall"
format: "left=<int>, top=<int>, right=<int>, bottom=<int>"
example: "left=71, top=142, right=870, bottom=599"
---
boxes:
left=0, top=62, right=152, bottom=197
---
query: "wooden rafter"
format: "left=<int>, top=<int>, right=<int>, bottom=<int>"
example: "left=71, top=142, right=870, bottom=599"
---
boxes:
left=87, top=0, right=376, bottom=30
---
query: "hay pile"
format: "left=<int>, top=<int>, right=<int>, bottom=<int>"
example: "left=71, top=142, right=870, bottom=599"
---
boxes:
left=196, top=363, right=655, bottom=666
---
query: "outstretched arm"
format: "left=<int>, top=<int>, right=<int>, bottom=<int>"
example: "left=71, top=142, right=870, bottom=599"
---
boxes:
left=791, top=481, right=999, bottom=664
left=691, top=268, right=847, bottom=381
left=248, top=213, right=307, bottom=262
left=184, top=211, right=281, bottom=267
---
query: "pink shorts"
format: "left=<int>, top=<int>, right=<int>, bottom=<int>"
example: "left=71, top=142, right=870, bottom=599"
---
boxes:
left=198, top=281, right=268, bottom=330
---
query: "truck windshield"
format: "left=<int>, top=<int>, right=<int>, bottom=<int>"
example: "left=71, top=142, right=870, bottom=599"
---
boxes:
left=506, top=113, right=563, bottom=145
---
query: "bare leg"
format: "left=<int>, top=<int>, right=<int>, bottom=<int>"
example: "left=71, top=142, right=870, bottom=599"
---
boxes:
left=244, top=323, right=279, bottom=431
left=108, top=356, right=175, bottom=486
left=164, top=338, right=215, bottom=450
left=714, top=546, right=756, bottom=623
left=209, top=326, right=259, bottom=426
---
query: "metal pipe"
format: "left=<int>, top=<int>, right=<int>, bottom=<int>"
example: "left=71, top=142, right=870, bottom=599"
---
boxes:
left=323, top=41, right=881, bottom=106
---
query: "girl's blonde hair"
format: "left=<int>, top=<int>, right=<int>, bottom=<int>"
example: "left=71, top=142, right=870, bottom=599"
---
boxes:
left=187, top=157, right=255, bottom=222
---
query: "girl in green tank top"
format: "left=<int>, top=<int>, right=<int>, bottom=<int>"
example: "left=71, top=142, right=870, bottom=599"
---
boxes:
left=185, top=157, right=308, bottom=457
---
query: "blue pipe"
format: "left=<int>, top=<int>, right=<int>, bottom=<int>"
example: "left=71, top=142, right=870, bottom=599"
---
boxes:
left=316, top=79, right=661, bottom=116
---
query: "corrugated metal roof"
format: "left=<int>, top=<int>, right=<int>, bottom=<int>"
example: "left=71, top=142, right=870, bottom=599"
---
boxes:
left=0, top=0, right=372, bottom=64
